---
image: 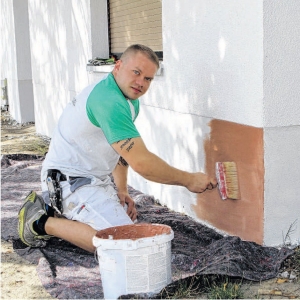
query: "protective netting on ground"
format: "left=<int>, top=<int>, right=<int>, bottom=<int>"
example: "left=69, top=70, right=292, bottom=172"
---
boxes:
left=1, top=155, right=294, bottom=299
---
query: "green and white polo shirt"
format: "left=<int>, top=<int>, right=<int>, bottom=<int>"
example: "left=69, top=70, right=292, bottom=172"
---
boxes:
left=41, top=73, right=140, bottom=183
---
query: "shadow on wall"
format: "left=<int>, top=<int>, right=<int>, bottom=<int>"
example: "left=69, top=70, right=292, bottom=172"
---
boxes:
left=136, top=104, right=211, bottom=214
left=1, top=2, right=19, bottom=120
left=29, top=1, right=90, bottom=137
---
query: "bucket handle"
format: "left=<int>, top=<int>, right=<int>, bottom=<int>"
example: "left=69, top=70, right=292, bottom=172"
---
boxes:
left=94, top=249, right=99, bottom=263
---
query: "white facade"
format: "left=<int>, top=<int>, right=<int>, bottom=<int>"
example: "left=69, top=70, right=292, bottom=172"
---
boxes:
left=133, top=0, right=300, bottom=246
left=26, top=0, right=110, bottom=136
left=263, top=1, right=300, bottom=245
left=1, top=0, right=299, bottom=246
left=1, top=0, right=34, bottom=122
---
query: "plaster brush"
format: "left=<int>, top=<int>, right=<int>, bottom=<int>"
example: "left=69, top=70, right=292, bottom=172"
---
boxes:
left=215, top=161, right=240, bottom=200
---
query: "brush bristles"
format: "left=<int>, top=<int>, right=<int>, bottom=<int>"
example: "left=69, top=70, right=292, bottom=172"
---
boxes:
left=223, top=162, right=239, bottom=199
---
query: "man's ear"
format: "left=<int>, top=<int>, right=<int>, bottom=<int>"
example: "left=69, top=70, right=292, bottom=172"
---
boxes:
left=112, top=60, right=121, bottom=77
left=113, top=60, right=122, bottom=73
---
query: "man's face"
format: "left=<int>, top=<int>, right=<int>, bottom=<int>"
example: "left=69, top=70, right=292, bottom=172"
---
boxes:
left=112, top=52, right=158, bottom=100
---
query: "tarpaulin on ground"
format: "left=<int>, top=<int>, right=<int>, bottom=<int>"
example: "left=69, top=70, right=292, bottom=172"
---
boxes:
left=1, top=155, right=294, bottom=299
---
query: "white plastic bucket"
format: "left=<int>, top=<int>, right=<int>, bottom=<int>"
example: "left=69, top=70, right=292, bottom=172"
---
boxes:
left=93, top=223, right=174, bottom=299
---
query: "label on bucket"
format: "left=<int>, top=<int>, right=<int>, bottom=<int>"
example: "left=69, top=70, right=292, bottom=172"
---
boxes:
left=125, top=243, right=172, bottom=293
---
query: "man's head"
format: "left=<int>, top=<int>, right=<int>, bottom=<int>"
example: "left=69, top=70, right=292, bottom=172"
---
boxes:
left=112, top=44, right=159, bottom=100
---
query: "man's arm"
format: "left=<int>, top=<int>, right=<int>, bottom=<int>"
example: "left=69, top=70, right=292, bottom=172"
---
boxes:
left=112, top=156, right=137, bottom=221
left=112, top=137, right=217, bottom=193
left=112, top=156, right=129, bottom=194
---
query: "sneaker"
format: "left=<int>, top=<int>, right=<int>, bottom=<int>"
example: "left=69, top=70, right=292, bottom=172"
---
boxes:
left=18, top=191, right=52, bottom=247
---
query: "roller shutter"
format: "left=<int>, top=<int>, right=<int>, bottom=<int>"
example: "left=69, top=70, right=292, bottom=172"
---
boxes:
left=109, top=0, right=162, bottom=58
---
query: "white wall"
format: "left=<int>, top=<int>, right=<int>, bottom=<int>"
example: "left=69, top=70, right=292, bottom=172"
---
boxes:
left=263, top=0, right=300, bottom=246
left=264, top=127, right=300, bottom=246
left=28, top=0, right=109, bottom=137
left=129, top=106, right=211, bottom=217
left=263, top=0, right=300, bottom=128
left=141, top=0, right=263, bottom=127
left=130, top=0, right=265, bottom=228
left=1, top=0, right=17, bottom=110
left=1, top=0, right=34, bottom=122
left=130, top=0, right=300, bottom=246
left=28, top=0, right=95, bottom=136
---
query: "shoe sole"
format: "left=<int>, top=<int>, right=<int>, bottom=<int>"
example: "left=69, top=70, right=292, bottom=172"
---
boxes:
left=18, top=206, right=30, bottom=246
left=18, top=191, right=37, bottom=247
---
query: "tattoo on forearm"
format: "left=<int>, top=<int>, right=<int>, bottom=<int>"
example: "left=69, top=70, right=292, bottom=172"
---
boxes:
left=118, top=156, right=128, bottom=167
left=120, top=138, right=132, bottom=150
left=126, top=142, right=134, bottom=152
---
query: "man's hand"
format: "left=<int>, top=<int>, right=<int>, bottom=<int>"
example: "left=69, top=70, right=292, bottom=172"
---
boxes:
left=117, top=191, right=137, bottom=221
left=186, top=172, right=218, bottom=194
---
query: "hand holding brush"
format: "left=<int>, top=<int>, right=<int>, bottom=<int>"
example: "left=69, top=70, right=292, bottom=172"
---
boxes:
left=185, top=172, right=218, bottom=194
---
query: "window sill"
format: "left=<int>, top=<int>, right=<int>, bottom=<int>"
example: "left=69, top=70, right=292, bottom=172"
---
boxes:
left=86, top=62, right=164, bottom=76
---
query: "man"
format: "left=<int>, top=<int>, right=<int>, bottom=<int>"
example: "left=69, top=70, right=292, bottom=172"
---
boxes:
left=18, top=44, right=217, bottom=253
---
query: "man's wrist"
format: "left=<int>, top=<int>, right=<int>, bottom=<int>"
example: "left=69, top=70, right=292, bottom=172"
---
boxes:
left=117, top=187, right=129, bottom=194
left=180, top=171, right=193, bottom=188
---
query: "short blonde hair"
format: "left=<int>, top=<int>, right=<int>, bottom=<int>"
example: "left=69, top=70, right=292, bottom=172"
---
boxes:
left=120, top=44, right=160, bottom=69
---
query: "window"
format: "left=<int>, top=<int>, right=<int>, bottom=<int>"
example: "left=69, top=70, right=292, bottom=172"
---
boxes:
left=108, top=0, right=163, bottom=60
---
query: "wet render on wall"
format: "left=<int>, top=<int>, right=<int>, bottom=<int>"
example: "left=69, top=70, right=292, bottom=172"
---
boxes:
left=193, top=119, right=264, bottom=244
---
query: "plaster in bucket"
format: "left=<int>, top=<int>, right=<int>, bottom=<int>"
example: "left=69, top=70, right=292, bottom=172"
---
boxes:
left=93, top=223, right=174, bottom=299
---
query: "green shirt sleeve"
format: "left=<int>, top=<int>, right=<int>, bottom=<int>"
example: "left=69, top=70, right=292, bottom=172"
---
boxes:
left=86, top=74, right=140, bottom=144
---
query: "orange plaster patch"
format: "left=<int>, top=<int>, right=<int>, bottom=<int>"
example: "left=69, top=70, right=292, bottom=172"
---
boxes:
left=192, top=119, right=264, bottom=244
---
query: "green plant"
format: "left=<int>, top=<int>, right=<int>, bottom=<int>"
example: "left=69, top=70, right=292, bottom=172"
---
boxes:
left=295, top=246, right=300, bottom=266
left=162, top=275, right=203, bottom=299
left=282, top=245, right=300, bottom=282
left=206, top=278, right=244, bottom=299
left=160, top=274, right=245, bottom=299
left=282, top=219, right=298, bottom=246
